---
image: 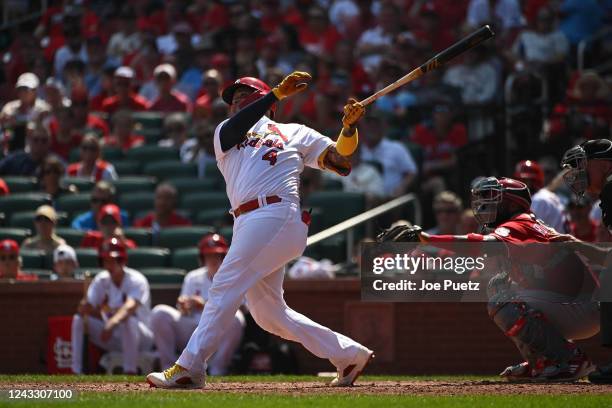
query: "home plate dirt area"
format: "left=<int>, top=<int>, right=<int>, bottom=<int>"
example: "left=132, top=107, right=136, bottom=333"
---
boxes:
left=2, top=379, right=612, bottom=395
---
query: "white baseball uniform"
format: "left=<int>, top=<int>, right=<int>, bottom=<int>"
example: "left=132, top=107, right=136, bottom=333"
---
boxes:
left=151, top=267, right=245, bottom=375
left=176, top=115, right=370, bottom=373
left=531, top=188, right=568, bottom=233
left=71, top=267, right=154, bottom=374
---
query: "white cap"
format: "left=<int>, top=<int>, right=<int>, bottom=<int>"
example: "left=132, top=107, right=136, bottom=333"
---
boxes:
left=54, top=244, right=79, bottom=265
left=154, top=63, right=177, bottom=80
left=114, top=66, right=134, bottom=79
left=16, top=72, right=40, bottom=89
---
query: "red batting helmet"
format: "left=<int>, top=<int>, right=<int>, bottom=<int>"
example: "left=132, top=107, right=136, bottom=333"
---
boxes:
left=221, top=77, right=276, bottom=114
left=513, top=160, right=544, bottom=191
left=471, top=177, right=531, bottom=226
left=198, top=233, right=229, bottom=256
left=99, top=237, right=127, bottom=261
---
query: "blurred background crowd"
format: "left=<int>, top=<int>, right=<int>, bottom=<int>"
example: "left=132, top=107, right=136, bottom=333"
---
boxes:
left=0, top=0, right=610, bottom=280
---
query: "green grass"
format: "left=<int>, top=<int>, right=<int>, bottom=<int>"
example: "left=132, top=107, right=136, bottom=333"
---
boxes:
left=2, top=393, right=612, bottom=408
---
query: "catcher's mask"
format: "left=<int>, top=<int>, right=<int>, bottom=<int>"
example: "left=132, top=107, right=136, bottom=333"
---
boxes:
left=561, top=145, right=588, bottom=196
left=471, top=177, right=531, bottom=227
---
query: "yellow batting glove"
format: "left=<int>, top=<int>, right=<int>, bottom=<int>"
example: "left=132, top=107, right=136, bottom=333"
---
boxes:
left=341, top=98, right=365, bottom=132
left=272, top=71, right=312, bottom=100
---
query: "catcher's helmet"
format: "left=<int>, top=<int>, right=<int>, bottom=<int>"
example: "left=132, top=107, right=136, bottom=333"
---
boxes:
left=471, top=177, right=531, bottom=226
left=99, top=237, right=127, bottom=261
left=514, top=160, right=544, bottom=191
left=198, top=233, right=229, bottom=256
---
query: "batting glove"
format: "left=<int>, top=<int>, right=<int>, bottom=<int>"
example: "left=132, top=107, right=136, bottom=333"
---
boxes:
left=342, top=98, right=365, bottom=133
left=272, top=71, right=311, bottom=100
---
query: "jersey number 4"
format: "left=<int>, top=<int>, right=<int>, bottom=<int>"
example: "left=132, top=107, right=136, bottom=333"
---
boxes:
left=262, top=149, right=278, bottom=166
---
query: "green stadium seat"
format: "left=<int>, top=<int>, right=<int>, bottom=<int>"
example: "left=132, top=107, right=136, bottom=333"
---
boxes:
left=126, top=145, right=179, bottom=163
left=127, top=247, right=170, bottom=268
left=74, top=267, right=105, bottom=278
left=119, top=192, right=155, bottom=217
left=0, top=227, right=31, bottom=243
left=101, top=146, right=124, bottom=161
left=132, top=112, right=165, bottom=132
left=143, top=161, right=197, bottom=180
left=8, top=211, right=37, bottom=230
left=322, top=178, right=344, bottom=190
left=137, top=128, right=163, bottom=144
left=23, top=268, right=53, bottom=280
left=56, top=193, right=92, bottom=217
left=172, top=247, right=200, bottom=271
left=305, top=191, right=365, bottom=230
left=180, top=192, right=230, bottom=214
left=20, top=249, right=45, bottom=269
left=123, top=227, right=152, bottom=246
left=140, top=267, right=186, bottom=284
left=62, top=177, right=94, bottom=192
left=3, top=176, right=37, bottom=193
left=195, top=208, right=231, bottom=227
left=113, top=177, right=156, bottom=195
left=75, top=248, right=100, bottom=268
left=110, top=160, right=141, bottom=176
left=0, top=193, right=51, bottom=216
left=166, top=177, right=218, bottom=195
left=218, top=226, right=233, bottom=243
left=56, top=228, right=86, bottom=247
left=204, top=162, right=224, bottom=182
left=157, top=226, right=214, bottom=250
left=68, top=148, right=81, bottom=163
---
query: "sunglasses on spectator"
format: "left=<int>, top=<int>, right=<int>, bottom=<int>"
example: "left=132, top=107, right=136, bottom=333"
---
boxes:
left=35, top=216, right=52, bottom=223
left=91, top=197, right=109, bottom=204
left=0, top=255, right=17, bottom=261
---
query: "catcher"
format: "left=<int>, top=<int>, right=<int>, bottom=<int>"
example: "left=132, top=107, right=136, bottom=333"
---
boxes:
left=378, top=177, right=599, bottom=382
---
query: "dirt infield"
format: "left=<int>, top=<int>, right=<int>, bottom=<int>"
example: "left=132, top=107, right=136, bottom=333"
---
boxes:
left=2, top=380, right=612, bottom=395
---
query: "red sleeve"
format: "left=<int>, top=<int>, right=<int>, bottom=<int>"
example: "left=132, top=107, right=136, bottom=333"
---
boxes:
left=410, top=124, right=431, bottom=145
left=89, top=115, right=110, bottom=136
left=133, top=214, right=153, bottom=228
left=81, top=232, right=103, bottom=248
left=67, top=163, right=79, bottom=176
left=450, top=124, right=467, bottom=147
left=0, top=179, right=9, bottom=196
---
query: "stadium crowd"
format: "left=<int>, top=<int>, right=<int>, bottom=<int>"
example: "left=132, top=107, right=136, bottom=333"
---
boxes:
left=0, top=0, right=610, bottom=375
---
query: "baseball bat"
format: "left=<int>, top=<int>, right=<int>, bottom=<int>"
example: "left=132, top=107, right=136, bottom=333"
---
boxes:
left=359, top=25, right=495, bottom=106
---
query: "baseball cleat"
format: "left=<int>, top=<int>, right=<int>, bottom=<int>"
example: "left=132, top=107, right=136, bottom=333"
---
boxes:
left=500, top=361, right=534, bottom=381
left=588, top=362, right=612, bottom=384
left=146, top=364, right=205, bottom=389
left=533, top=351, right=595, bottom=383
left=329, top=348, right=374, bottom=387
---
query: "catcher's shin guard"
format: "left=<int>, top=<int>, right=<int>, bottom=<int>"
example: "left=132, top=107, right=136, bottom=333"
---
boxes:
left=488, top=294, right=574, bottom=367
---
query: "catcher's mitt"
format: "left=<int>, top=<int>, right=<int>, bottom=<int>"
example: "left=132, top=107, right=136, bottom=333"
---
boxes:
left=376, top=225, right=422, bottom=242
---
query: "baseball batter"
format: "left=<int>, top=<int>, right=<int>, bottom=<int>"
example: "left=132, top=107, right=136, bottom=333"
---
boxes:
left=72, top=237, right=153, bottom=374
left=147, top=71, right=373, bottom=389
left=150, top=234, right=245, bottom=375
left=381, top=177, right=599, bottom=381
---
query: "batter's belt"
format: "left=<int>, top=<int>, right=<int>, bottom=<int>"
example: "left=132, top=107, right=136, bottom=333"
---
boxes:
left=231, top=195, right=282, bottom=218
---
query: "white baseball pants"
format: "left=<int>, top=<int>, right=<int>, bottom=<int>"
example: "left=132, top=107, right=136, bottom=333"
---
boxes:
left=71, top=314, right=154, bottom=374
left=151, top=304, right=245, bottom=375
left=177, top=202, right=367, bottom=373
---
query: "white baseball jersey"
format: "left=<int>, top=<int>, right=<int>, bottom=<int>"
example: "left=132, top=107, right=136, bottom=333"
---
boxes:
left=179, top=267, right=212, bottom=319
left=531, top=188, right=568, bottom=233
left=213, top=116, right=334, bottom=208
left=87, top=267, right=151, bottom=325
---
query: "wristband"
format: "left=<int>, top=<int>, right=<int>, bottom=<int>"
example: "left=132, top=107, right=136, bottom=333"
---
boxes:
left=336, top=128, right=359, bottom=156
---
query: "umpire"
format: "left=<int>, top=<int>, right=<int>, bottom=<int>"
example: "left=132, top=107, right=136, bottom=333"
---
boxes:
left=562, top=139, right=612, bottom=383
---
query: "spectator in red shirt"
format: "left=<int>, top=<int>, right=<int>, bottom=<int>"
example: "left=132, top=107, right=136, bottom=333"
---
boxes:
left=70, top=87, right=109, bottom=138
left=299, top=6, right=343, bottom=58
left=411, top=104, right=468, bottom=178
left=0, top=178, right=9, bottom=196
left=81, top=204, right=137, bottom=250
left=193, top=69, right=223, bottom=121
left=90, top=65, right=116, bottom=111
left=412, top=3, right=455, bottom=53
left=102, top=110, right=145, bottom=153
left=134, top=183, right=191, bottom=231
left=101, top=67, right=149, bottom=115
left=67, top=135, right=118, bottom=182
left=48, top=106, right=83, bottom=160
left=0, top=239, right=37, bottom=281
left=148, top=64, right=192, bottom=113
